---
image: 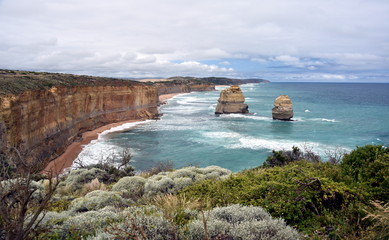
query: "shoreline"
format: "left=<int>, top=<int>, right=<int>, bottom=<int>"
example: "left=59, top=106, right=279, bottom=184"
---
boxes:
left=43, top=93, right=182, bottom=175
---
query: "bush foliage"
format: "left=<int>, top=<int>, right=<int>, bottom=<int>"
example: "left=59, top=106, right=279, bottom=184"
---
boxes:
left=341, top=145, right=389, bottom=201
left=20, top=145, right=388, bottom=239
left=183, top=204, right=300, bottom=240
left=183, top=161, right=358, bottom=235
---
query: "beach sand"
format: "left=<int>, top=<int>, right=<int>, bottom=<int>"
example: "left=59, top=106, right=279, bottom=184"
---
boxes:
left=159, top=93, right=181, bottom=102
left=44, top=93, right=181, bottom=175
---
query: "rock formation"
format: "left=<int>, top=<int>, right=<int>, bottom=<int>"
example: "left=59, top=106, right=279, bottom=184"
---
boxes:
left=215, top=86, right=249, bottom=114
left=272, top=95, right=293, bottom=120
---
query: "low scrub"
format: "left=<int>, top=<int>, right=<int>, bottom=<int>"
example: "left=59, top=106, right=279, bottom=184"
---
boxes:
left=181, top=161, right=364, bottom=238
left=183, top=204, right=300, bottom=240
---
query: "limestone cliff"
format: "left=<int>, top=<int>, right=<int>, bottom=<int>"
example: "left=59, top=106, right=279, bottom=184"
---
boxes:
left=272, top=95, right=294, bottom=121
left=215, top=86, right=249, bottom=114
left=0, top=70, right=214, bottom=166
left=155, top=82, right=215, bottom=96
left=0, top=84, right=159, bottom=164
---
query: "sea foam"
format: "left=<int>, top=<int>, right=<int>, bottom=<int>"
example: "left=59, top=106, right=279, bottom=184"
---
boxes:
left=99, top=120, right=152, bottom=139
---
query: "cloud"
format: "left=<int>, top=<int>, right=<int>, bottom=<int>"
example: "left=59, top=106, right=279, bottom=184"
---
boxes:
left=0, top=0, right=388, bottom=81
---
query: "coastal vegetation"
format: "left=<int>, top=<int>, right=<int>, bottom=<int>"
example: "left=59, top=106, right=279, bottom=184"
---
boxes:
left=167, top=76, right=269, bottom=85
left=0, top=144, right=387, bottom=239
left=0, top=69, right=143, bottom=95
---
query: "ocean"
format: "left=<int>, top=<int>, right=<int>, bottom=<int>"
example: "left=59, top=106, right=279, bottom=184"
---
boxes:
left=77, top=83, right=389, bottom=172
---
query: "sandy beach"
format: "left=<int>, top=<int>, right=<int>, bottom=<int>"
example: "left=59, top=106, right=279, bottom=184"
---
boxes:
left=159, top=93, right=181, bottom=102
left=44, top=93, right=181, bottom=175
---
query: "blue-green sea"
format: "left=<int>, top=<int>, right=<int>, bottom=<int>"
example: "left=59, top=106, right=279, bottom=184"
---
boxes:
left=78, top=83, right=389, bottom=172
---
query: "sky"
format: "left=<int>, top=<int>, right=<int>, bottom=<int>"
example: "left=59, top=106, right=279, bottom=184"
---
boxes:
left=0, top=0, right=388, bottom=82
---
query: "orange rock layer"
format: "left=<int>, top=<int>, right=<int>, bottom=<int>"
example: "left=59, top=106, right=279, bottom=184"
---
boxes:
left=0, top=84, right=160, bottom=165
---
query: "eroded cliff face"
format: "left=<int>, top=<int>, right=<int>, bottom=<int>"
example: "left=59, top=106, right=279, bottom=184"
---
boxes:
left=0, top=85, right=158, bottom=164
left=156, top=83, right=215, bottom=95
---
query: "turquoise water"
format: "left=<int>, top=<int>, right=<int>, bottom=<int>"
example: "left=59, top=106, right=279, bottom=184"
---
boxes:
left=78, top=83, right=389, bottom=172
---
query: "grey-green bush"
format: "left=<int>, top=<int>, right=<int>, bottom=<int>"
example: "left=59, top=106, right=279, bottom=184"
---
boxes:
left=182, top=204, right=300, bottom=240
left=0, top=179, right=45, bottom=204
left=69, top=190, right=130, bottom=212
left=38, top=206, right=121, bottom=238
left=88, top=206, right=176, bottom=240
left=142, top=166, right=231, bottom=198
left=59, top=168, right=106, bottom=193
left=111, top=176, right=146, bottom=200
left=144, top=176, right=175, bottom=198
left=63, top=206, right=120, bottom=234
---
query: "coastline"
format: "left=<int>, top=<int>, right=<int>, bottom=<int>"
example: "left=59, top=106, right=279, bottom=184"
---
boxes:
left=43, top=93, right=182, bottom=175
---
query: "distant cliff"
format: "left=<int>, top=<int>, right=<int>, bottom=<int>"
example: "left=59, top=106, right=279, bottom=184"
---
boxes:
left=0, top=70, right=214, bottom=166
left=167, top=76, right=270, bottom=85
left=154, top=79, right=215, bottom=95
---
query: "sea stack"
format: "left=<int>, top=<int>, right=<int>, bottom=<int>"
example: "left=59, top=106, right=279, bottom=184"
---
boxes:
left=215, top=86, right=249, bottom=114
left=272, top=95, right=293, bottom=120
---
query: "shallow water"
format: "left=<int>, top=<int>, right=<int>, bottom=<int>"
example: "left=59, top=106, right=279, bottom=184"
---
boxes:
left=77, top=83, right=389, bottom=172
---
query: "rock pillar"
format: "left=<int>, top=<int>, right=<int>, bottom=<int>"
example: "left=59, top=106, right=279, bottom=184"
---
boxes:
left=215, top=86, right=249, bottom=114
left=272, top=95, right=293, bottom=120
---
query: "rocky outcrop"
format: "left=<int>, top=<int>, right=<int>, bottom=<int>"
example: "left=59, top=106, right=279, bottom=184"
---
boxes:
left=272, top=95, right=293, bottom=121
left=215, top=86, right=249, bottom=114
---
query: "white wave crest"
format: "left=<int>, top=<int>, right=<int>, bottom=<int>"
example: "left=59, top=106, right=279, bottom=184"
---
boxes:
left=219, top=114, right=273, bottom=121
left=75, top=142, right=130, bottom=167
left=227, top=136, right=351, bottom=156
left=228, top=137, right=320, bottom=151
left=99, top=120, right=152, bottom=139
left=202, top=131, right=243, bottom=139
left=311, top=118, right=339, bottom=123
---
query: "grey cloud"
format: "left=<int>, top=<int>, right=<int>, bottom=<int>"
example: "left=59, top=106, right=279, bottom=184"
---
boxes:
left=0, top=0, right=388, bottom=80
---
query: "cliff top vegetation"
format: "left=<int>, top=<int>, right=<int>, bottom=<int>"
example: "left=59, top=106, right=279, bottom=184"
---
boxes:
left=0, top=69, right=144, bottom=95
left=167, top=76, right=270, bottom=85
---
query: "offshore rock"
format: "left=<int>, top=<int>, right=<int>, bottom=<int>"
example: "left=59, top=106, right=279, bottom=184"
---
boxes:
left=215, top=86, right=249, bottom=114
left=272, top=95, right=293, bottom=120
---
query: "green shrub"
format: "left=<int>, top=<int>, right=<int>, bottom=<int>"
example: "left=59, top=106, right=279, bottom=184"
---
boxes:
left=341, top=145, right=389, bottom=201
left=263, top=146, right=321, bottom=167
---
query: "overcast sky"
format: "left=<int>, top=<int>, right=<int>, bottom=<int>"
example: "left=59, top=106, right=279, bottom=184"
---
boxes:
left=1, top=0, right=388, bottom=82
